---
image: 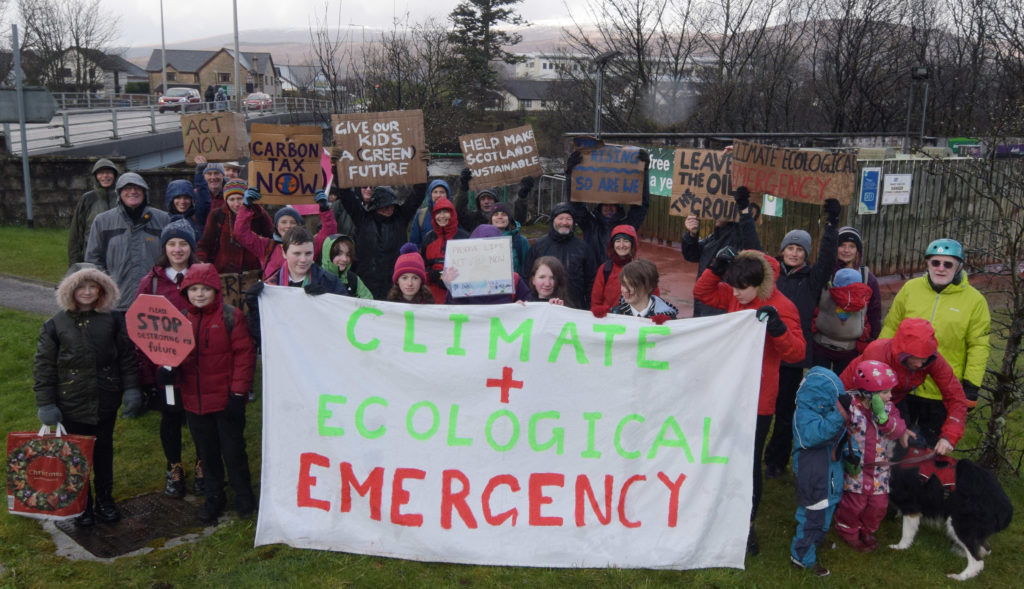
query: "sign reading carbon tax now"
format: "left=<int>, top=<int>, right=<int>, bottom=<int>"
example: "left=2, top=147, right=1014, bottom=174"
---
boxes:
left=248, top=123, right=326, bottom=205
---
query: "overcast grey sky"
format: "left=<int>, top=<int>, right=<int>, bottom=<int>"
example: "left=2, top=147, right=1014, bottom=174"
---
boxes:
left=113, top=0, right=586, bottom=47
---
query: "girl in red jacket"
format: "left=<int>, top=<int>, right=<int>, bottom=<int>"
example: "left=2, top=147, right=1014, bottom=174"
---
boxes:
left=420, top=197, right=468, bottom=303
left=177, top=263, right=257, bottom=522
left=694, top=248, right=805, bottom=556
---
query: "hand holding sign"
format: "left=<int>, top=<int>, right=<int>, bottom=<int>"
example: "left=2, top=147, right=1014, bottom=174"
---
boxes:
left=126, top=294, right=195, bottom=406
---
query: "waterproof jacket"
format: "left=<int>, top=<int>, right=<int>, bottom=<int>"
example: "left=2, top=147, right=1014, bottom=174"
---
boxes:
left=409, top=179, right=452, bottom=247
left=85, top=203, right=170, bottom=310
left=502, top=220, right=531, bottom=274
left=193, top=163, right=222, bottom=226
left=792, top=367, right=856, bottom=508
left=569, top=172, right=651, bottom=265
left=681, top=209, right=762, bottom=317
left=453, top=185, right=529, bottom=235
left=522, top=202, right=598, bottom=310
left=33, top=267, right=138, bottom=424
left=777, top=222, right=838, bottom=367
left=880, top=272, right=990, bottom=397
left=421, top=197, right=469, bottom=303
left=68, top=158, right=121, bottom=265
left=694, top=250, right=806, bottom=415
left=340, top=184, right=425, bottom=300
left=176, top=264, right=255, bottom=415
left=320, top=234, right=374, bottom=299
left=233, top=203, right=336, bottom=281
left=590, top=224, right=639, bottom=311
left=197, top=201, right=273, bottom=274
left=163, top=179, right=210, bottom=239
left=839, top=317, right=969, bottom=445
left=844, top=397, right=906, bottom=495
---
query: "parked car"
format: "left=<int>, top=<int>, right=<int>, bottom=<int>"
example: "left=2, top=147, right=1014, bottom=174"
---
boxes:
left=158, top=88, right=201, bottom=113
left=244, top=92, right=273, bottom=111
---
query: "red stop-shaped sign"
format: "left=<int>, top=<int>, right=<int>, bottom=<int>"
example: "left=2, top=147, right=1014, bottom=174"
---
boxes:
left=126, top=294, right=195, bottom=367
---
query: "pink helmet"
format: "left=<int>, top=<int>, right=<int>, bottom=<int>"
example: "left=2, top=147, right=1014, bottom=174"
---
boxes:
left=852, top=360, right=898, bottom=392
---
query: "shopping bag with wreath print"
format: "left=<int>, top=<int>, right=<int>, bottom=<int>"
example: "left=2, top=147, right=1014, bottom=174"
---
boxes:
left=6, top=424, right=95, bottom=520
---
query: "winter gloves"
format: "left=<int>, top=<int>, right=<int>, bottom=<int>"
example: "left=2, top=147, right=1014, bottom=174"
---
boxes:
left=156, top=366, right=176, bottom=388
left=121, top=387, right=144, bottom=419
left=226, top=394, right=247, bottom=418
left=243, top=188, right=261, bottom=207
left=757, top=305, right=787, bottom=337
left=460, top=168, right=472, bottom=191
left=304, top=282, right=327, bottom=296
left=709, top=246, right=737, bottom=277
left=843, top=452, right=862, bottom=477
left=315, top=189, right=329, bottom=212
left=37, top=404, right=61, bottom=426
left=869, top=393, right=889, bottom=425
left=961, top=380, right=980, bottom=403
left=518, top=176, right=535, bottom=199
left=592, top=305, right=610, bottom=318
left=565, top=151, right=583, bottom=176
left=637, top=149, right=650, bottom=164
left=733, top=186, right=751, bottom=212
left=823, top=198, right=842, bottom=226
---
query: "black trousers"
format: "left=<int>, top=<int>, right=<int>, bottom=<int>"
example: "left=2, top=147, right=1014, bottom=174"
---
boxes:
left=751, top=413, right=773, bottom=522
left=898, top=395, right=947, bottom=448
left=64, top=414, right=117, bottom=508
left=160, top=401, right=186, bottom=467
left=186, top=407, right=254, bottom=509
left=764, top=366, right=804, bottom=470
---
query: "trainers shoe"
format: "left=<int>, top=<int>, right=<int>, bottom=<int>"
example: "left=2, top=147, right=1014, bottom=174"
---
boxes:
left=165, top=463, right=186, bottom=498
left=791, top=556, right=830, bottom=577
left=95, top=502, right=122, bottom=524
left=74, top=507, right=95, bottom=528
left=193, top=460, right=205, bottom=495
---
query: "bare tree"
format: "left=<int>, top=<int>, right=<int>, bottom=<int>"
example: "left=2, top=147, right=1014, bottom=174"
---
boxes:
left=307, top=2, right=353, bottom=123
left=17, top=0, right=118, bottom=89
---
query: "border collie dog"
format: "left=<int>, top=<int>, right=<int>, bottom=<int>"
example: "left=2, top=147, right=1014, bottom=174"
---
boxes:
left=888, top=447, right=1013, bottom=580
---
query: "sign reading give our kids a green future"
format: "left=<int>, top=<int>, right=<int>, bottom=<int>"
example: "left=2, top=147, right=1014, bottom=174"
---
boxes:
left=254, top=289, right=766, bottom=569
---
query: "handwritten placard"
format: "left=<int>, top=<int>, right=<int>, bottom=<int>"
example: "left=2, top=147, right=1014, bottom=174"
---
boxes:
left=669, top=148, right=738, bottom=220
left=730, top=140, right=857, bottom=204
left=220, top=270, right=261, bottom=316
left=459, top=125, right=542, bottom=190
left=247, top=124, right=326, bottom=205
left=181, top=112, right=248, bottom=165
left=570, top=144, right=645, bottom=204
left=444, top=236, right=514, bottom=298
left=332, top=110, right=427, bottom=188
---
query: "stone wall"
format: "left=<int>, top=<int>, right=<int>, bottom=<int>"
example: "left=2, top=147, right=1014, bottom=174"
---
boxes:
left=1, top=156, right=196, bottom=227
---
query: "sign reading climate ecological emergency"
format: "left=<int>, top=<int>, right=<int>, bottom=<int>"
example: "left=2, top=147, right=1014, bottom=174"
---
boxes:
left=248, top=124, right=326, bottom=205
left=332, top=110, right=428, bottom=188
left=254, top=289, right=765, bottom=569
left=459, top=126, right=543, bottom=191
left=730, top=140, right=857, bottom=204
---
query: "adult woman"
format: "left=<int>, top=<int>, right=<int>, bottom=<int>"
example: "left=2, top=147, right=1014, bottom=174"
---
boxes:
left=528, top=256, right=570, bottom=306
left=490, top=202, right=529, bottom=274
left=197, top=180, right=274, bottom=274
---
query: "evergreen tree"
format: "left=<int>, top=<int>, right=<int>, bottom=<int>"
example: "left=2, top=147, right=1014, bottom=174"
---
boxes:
left=448, top=0, right=527, bottom=107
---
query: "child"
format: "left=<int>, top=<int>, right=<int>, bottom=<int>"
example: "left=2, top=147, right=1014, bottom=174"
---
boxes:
left=489, top=202, right=529, bottom=274
left=33, top=264, right=141, bottom=526
left=387, top=243, right=434, bottom=304
left=529, top=256, right=570, bottom=306
left=590, top=224, right=640, bottom=312
left=321, top=233, right=373, bottom=299
left=177, top=263, right=257, bottom=522
left=267, top=227, right=347, bottom=294
left=813, top=267, right=875, bottom=371
left=790, top=366, right=859, bottom=576
left=234, top=187, right=336, bottom=280
left=605, top=259, right=676, bottom=322
left=834, top=359, right=910, bottom=552
left=421, top=197, right=469, bottom=303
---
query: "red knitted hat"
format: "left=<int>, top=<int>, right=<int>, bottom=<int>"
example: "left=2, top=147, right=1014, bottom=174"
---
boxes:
left=393, top=243, right=426, bottom=284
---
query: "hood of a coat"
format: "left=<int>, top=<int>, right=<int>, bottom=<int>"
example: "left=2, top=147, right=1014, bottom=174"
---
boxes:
left=606, top=224, right=639, bottom=260
left=164, top=179, right=195, bottom=212
left=547, top=201, right=577, bottom=243
left=795, top=366, right=844, bottom=417
left=431, top=197, right=459, bottom=240
left=179, top=263, right=223, bottom=314
left=90, top=158, right=121, bottom=194
left=56, top=263, right=120, bottom=313
left=321, top=233, right=355, bottom=278
left=891, top=317, right=939, bottom=361
left=425, top=179, right=451, bottom=206
left=733, top=249, right=777, bottom=302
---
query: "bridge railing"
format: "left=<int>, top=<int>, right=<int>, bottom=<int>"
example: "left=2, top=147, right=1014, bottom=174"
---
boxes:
left=53, top=93, right=155, bottom=110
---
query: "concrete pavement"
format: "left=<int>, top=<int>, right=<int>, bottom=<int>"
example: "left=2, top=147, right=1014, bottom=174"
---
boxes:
left=0, top=274, right=59, bottom=316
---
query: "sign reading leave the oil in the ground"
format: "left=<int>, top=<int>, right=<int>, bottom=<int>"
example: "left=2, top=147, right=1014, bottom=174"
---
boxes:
left=126, top=294, right=194, bottom=367
left=570, top=142, right=645, bottom=205
left=248, top=124, right=325, bottom=205
left=181, top=112, right=248, bottom=165
left=730, top=140, right=857, bottom=204
left=332, top=110, right=427, bottom=188
left=459, top=126, right=542, bottom=191
left=669, top=148, right=738, bottom=221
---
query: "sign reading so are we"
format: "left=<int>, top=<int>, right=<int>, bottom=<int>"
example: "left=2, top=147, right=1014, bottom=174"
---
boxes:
left=570, top=138, right=645, bottom=204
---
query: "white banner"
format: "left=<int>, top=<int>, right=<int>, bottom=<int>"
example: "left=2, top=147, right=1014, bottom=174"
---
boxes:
left=254, top=287, right=766, bottom=570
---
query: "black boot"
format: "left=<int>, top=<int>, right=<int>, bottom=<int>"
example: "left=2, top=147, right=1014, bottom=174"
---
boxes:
left=198, top=495, right=225, bottom=524
left=95, top=501, right=122, bottom=523
left=74, top=506, right=95, bottom=528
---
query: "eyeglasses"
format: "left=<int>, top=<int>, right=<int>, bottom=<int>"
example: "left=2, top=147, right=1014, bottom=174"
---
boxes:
left=929, top=259, right=956, bottom=269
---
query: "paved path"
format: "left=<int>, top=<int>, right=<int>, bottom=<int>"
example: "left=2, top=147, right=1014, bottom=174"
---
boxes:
left=0, top=274, right=59, bottom=316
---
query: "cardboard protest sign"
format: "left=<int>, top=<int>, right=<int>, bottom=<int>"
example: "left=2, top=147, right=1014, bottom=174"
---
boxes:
left=444, top=236, right=514, bottom=298
left=570, top=143, right=645, bottom=204
left=181, top=112, right=248, bottom=165
left=669, top=148, right=738, bottom=220
left=126, top=294, right=195, bottom=405
left=459, top=126, right=542, bottom=190
left=730, top=140, right=857, bottom=204
left=332, top=110, right=427, bottom=188
left=248, top=124, right=326, bottom=205
left=647, top=147, right=676, bottom=197
left=220, top=270, right=261, bottom=316
left=255, top=289, right=766, bottom=569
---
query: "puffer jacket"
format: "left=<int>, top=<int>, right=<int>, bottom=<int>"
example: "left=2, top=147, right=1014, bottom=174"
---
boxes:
left=880, top=272, right=990, bottom=397
left=33, top=267, right=138, bottom=424
left=85, top=202, right=170, bottom=310
left=321, top=234, right=374, bottom=299
left=590, top=224, right=639, bottom=310
left=163, top=179, right=209, bottom=239
left=233, top=203, right=337, bottom=281
left=421, top=197, right=469, bottom=303
left=176, top=264, right=255, bottom=415
left=681, top=208, right=762, bottom=317
left=503, top=220, right=530, bottom=274
left=792, top=367, right=857, bottom=508
left=844, top=397, right=906, bottom=495
left=197, top=200, right=273, bottom=274
left=68, top=158, right=121, bottom=265
left=777, top=222, right=838, bottom=367
left=521, top=202, right=598, bottom=309
left=408, top=179, right=452, bottom=247
left=693, top=250, right=806, bottom=415
left=839, top=317, right=969, bottom=445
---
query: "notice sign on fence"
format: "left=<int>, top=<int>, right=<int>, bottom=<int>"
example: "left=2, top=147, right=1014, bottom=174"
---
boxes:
left=669, top=148, right=738, bottom=221
left=730, top=141, right=857, bottom=204
left=332, top=110, right=427, bottom=188
left=248, top=124, right=326, bottom=205
left=881, top=173, right=912, bottom=205
left=570, top=143, right=645, bottom=205
left=444, top=236, right=514, bottom=298
left=181, top=112, right=249, bottom=165
left=459, top=126, right=542, bottom=191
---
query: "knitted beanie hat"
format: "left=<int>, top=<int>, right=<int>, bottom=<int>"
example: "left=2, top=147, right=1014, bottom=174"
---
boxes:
left=837, top=226, right=863, bottom=253
left=160, top=218, right=197, bottom=251
left=204, top=163, right=226, bottom=176
left=274, top=206, right=303, bottom=228
left=833, top=267, right=862, bottom=287
left=490, top=202, right=513, bottom=220
left=393, top=243, right=426, bottom=284
left=223, top=179, right=247, bottom=200
left=780, top=229, right=812, bottom=255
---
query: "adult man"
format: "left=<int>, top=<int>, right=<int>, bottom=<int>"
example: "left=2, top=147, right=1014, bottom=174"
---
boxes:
left=522, top=202, right=598, bottom=309
left=85, top=172, right=170, bottom=310
left=68, top=158, right=122, bottom=265
left=453, top=169, right=531, bottom=235
left=193, top=155, right=226, bottom=226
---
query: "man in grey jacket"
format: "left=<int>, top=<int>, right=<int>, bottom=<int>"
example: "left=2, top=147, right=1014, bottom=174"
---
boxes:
left=85, top=172, right=170, bottom=310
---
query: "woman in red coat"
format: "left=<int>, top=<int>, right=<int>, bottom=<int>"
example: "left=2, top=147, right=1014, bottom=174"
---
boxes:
left=694, top=248, right=805, bottom=555
left=197, top=179, right=274, bottom=274
left=420, top=196, right=468, bottom=303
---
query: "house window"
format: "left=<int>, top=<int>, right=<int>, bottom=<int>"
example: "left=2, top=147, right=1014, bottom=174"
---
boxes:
left=520, top=99, right=532, bottom=108
left=218, top=73, right=231, bottom=83
left=59, top=68, right=72, bottom=77
left=166, top=72, right=176, bottom=81
left=194, top=73, right=200, bottom=83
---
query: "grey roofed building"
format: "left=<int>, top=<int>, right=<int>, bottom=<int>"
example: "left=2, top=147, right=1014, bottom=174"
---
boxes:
left=498, top=79, right=566, bottom=111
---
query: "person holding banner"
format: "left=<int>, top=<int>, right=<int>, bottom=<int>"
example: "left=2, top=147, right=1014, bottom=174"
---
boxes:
left=454, top=169, right=532, bottom=235
left=264, top=227, right=348, bottom=296
left=681, top=186, right=762, bottom=317
left=387, top=243, right=435, bottom=304
left=197, top=179, right=274, bottom=275
left=441, top=225, right=532, bottom=305
left=522, top=202, right=598, bottom=310
left=528, top=256, right=570, bottom=305
left=34, top=264, right=142, bottom=526
left=421, top=196, right=469, bottom=303
left=489, top=201, right=530, bottom=274
left=589, top=224, right=642, bottom=314
left=68, top=158, right=121, bottom=265
left=408, top=179, right=453, bottom=247
left=234, top=187, right=336, bottom=281
left=694, top=248, right=805, bottom=555
left=603, top=259, right=677, bottom=321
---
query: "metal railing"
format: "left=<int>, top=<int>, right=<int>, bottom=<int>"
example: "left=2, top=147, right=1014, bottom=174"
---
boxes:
left=3, top=97, right=332, bottom=154
left=52, top=92, right=155, bottom=110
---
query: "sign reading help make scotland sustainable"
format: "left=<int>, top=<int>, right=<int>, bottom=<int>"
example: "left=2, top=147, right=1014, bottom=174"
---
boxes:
left=669, top=148, right=739, bottom=221
left=332, top=110, right=427, bottom=188
left=570, top=143, right=645, bottom=205
left=180, top=112, right=249, bottom=165
left=459, top=126, right=543, bottom=191
left=444, top=236, right=514, bottom=298
left=254, top=288, right=765, bottom=569
left=247, top=124, right=326, bottom=205
left=730, top=140, right=857, bottom=204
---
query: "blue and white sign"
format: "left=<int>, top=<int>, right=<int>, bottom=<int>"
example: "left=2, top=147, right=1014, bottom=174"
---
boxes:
left=858, top=167, right=881, bottom=215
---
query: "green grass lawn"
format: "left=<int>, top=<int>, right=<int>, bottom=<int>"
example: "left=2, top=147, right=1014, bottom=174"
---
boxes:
left=0, top=227, right=70, bottom=284
left=2, top=225, right=1023, bottom=587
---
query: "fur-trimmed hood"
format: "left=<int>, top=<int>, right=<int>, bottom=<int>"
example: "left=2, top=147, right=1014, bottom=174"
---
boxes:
left=56, top=264, right=120, bottom=312
left=734, top=249, right=778, bottom=302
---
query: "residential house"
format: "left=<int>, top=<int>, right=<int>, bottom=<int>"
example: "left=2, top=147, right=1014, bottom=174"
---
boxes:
left=145, top=48, right=280, bottom=97
left=56, top=48, right=148, bottom=94
left=497, top=79, right=564, bottom=111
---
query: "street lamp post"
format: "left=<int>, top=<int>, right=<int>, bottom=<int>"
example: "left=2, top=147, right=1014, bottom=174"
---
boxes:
left=592, top=50, right=621, bottom=138
left=903, top=65, right=930, bottom=153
